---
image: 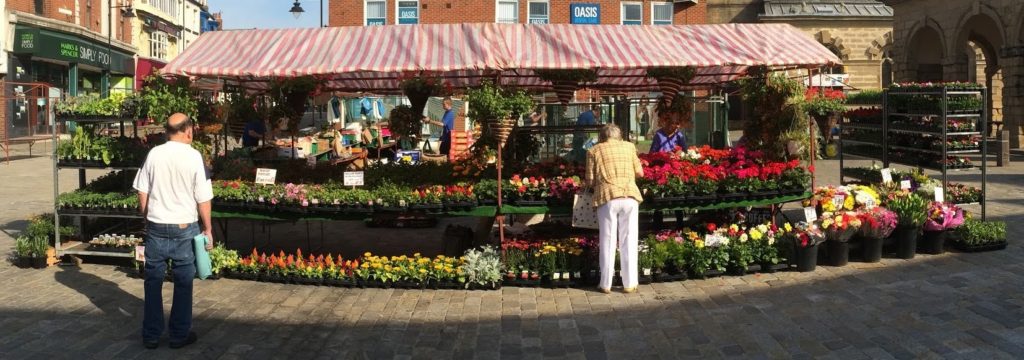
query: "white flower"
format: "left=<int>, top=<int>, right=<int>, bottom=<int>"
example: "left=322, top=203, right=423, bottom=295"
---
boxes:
left=739, top=234, right=748, bottom=243
left=757, top=224, right=768, bottom=233
left=768, top=237, right=775, bottom=245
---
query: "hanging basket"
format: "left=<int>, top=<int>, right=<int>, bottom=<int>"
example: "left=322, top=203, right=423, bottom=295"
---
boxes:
left=647, top=67, right=695, bottom=105
left=552, top=80, right=578, bottom=106
left=654, top=76, right=685, bottom=104
left=486, top=119, right=516, bottom=145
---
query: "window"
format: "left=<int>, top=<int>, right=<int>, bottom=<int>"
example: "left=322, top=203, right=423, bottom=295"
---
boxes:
left=621, top=3, right=642, bottom=25
left=33, top=0, right=43, bottom=15
left=528, top=1, right=549, bottom=24
left=497, top=0, right=518, bottom=24
left=150, top=31, right=168, bottom=59
left=397, top=1, right=419, bottom=24
left=144, top=0, right=179, bottom=18
left=365, top=0, right=386, bottom=25
left=651, top=2, right=672, bottom=25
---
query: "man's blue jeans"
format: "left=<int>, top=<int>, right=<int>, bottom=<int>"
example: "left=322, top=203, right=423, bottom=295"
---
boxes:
left=142, top=222, right=198, bottom=343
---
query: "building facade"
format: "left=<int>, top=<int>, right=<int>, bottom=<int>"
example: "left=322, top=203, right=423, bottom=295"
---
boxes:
left=4, top=0, right=136, bottom=137
left=883, top=0, right=1024, bottom=148
left=200, top=9, right=221, bottom=32
left=708, top=0, right=894, bottom=90
left=132, top=0, right=207, bottom=89
left=329, top=0, right=706, bottom=27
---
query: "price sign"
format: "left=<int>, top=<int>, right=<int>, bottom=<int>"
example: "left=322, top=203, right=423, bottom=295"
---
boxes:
left=343, top=171, right=365, bottom=186
left=135, top=246, right=146, bottom=262
left=900, top=180, right=912, bottom=190
left=255, top=168, right=277, bottom=185
left=832, top=195, right=846, bottom=209
left=881, top=168, right=893, bottom=184
left=934, top=186, right=945, bottom=202
left=803, top=207, right=818, bottom=222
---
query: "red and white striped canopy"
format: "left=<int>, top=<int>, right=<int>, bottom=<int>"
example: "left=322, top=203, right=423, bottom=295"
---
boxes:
left=164, top=23, right=839, bottom=93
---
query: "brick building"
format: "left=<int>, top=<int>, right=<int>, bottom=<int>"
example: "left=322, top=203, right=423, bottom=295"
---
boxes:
left=328, top=0, right=705, bottom=27
left=882, top=0, right=1024, bottom=148
left=4, top=0, right=137, bottom=138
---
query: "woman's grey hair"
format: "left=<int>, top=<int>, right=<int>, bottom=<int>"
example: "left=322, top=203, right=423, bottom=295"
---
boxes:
left=598, top=124, right=621, bottom=143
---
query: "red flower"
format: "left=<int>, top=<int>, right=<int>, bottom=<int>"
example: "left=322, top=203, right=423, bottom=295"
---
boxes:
left=706, top=223, right=717, bottom=232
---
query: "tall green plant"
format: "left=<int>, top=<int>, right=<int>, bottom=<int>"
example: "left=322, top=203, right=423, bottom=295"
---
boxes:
left=738, top=67, right=810, bottom=161
left=141, top=75, right=198, bottom=124
left=886, top=192, right=929, bottom=228
left=465, top=80, right=534, bottom=122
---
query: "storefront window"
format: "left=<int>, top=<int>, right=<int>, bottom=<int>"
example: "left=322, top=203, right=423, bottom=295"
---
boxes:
left=397, top=1, right=419, bottom=24
left=621, top=3, right=642, bottom=25
left=652, top=3, right=672, bottom=25
left=497, top=0, right=518, bottom=24
left=528, top=1, right=549, bottom=24
left=365, top=0, right=386, bottom=25
left=150, top=31, right=168, bottom=59
left=144, top=0, right=178, bottom=18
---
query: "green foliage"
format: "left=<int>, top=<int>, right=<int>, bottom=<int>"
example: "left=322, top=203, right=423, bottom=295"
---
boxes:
left=954, top=219, right=1006, bottom=246
left=738, top=67, right=811, bottom=161
left=465, top=80, right=534, bottom=122
left=14, top=236, right=33, bottom=258
left=886, top=193, right=929, bottom=228
left=209, top=244, right=240, bottom=275
left=845, top=90, right=882, bottom=105
left=804, top=97, right=847, bottom=117
left=24, top=214, right=75, bottom=240
left=141, top=75, right=198, bottom=124
left=462, top=246, right=502, bottom=287
left=386, top=104, right=422, bottom=142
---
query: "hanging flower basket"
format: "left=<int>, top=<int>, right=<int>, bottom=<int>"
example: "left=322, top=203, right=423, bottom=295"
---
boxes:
left=486, top=118, right=516, bottom=145
left=534, top=69, right=597, bottom=106
left=647, top=67, right=695, bottom=105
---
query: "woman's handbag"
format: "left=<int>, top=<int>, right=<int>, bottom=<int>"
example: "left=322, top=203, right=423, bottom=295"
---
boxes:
left=572, top=192, right=599, bottom=229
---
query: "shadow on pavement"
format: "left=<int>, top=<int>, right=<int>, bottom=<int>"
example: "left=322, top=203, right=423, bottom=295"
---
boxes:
left=53, top=266, right=141, bottom=319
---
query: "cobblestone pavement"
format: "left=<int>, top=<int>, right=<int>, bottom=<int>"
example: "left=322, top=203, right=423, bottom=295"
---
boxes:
left=1, top=144, right=1023, bottom=359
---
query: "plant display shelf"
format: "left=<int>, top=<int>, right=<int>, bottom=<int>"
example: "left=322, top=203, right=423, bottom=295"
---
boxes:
left=840, top=139, right=881, bottom=147
left=59, top=241, right=135, bottom=258
left=839, top=86, right=988, bottom=219
left=53, top=116, right=142, bottom=259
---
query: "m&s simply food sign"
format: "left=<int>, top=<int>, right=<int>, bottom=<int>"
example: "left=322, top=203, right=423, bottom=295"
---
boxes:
left=570, top=3, right=600, bottom=24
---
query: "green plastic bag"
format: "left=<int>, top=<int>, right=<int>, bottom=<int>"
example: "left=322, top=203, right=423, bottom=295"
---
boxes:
left=193, top=234, right=213, bottom=280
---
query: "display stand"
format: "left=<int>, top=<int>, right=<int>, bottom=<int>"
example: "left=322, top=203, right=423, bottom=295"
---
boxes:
left=52, top=117, right=142, bottom=259
left=839, top=86, right=987, bottom=220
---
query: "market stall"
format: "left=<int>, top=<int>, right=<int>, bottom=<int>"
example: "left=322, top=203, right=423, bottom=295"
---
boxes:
left=50, top=23, right=944, bottom=289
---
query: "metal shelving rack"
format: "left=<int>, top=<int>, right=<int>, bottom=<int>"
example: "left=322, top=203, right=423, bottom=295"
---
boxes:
left=840, top=87, right=987, bottom=220
left=52, top=117, right=143, bottom=259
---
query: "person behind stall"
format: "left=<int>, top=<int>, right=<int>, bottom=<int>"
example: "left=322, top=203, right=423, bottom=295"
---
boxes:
left=528, top=106, right=547, bottom=126
left=649, top=98, right=690, bottom=153
left=637, top=102, right=650, bottom=139
left=241, top=117, right=267, bottom=148
left=425, top=98, right=456, bottom=157
left=570, top=105, right=599, bottom=163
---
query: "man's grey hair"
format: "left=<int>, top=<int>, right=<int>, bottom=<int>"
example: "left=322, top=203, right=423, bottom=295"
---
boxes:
left=598, top=124, right=621, bottom=143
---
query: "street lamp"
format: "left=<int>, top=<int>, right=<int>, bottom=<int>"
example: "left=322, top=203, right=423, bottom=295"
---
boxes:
left=289, top=1, right=305, bottom=20
left=106, top=2, right=135, bottom=98
left=288, top=1, right=325, bottom=27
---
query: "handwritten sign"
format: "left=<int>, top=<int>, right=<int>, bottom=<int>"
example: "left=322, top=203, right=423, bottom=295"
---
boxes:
left=255, top=168, right=277, bottom=185
left=832, top=195, right=846, bottom=209
left=900, top=180, right=912, bottom=190
left=343, top=171, right=364, bottom=187
left=804, top=207, right=818, bottom=222
left=881, top=168, right=893, bottom=184
left=934, top=186, right=945, bottom=202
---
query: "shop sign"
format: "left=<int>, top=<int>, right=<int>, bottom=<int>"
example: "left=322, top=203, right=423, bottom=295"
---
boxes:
left=570, top=3, right=600, bottom=24
left=13, top=26, right=133, bottom=74
left=143, top=15, right=180, bottom=37
left=255, top=168, right=278, bottom=185
left=344, top=171, right=364, bottom=187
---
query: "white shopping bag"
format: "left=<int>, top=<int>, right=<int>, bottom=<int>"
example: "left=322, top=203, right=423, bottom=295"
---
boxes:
left=572, top=192, right=599, bottom=229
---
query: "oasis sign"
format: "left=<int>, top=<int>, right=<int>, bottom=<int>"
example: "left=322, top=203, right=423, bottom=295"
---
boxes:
left=14, top=26, right=132, bottom=73
left=570, top=3, right=600, bottom=24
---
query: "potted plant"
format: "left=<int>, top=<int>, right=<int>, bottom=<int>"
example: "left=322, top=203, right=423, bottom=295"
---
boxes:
left=725, top=231, right=754, bottom=276
left=921, top=202, right=964, bottom=254
left=749, top=224, right=783, bottom=273
left=789, top=222, right=825, bottom=272
left=29, top=236, right=49, bottom=269
left=820, top=211, right=862, bottom=266
left=857, top=207, right=897, bottom=262
left=14, top=236, right=33, bottom=268
left=953, top=219, right=1007, bottom=252
left=886, top=191, right=930, bottom=260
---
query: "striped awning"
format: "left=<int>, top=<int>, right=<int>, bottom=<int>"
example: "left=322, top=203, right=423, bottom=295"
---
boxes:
left=163, top=23, right=839, bottom=93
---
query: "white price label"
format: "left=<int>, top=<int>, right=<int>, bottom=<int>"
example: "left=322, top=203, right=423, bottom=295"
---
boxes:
left=255, top=168, right=277, bottom=185
left=804, top=207, right=818, bottom=222
left=343, top=171, right=365, bottom=186
left=135, top=245, right=146, bottom=262
left=900, top=180, right=912, bottom=190
left=832, top=195, right=846, bottom=209
left=934, top=186, right=944, bottom=202
left=881, top=168, right=893, bottom=184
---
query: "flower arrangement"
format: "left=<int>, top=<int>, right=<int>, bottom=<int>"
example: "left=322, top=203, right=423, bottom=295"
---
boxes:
left=804, top=87, right=847, bottom=117
left=858, top=207, right=898, bottom=239
left=923, top=202, right=965, bottom=232
left=884, top=191, right=929, bottom=229
left=789, top=222, right=826, bottom=248
left=819, top=211, right=862, bottom=242
left=805, top=186, right=854, bottom=212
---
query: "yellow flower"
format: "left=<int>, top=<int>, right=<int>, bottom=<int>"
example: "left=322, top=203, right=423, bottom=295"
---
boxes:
left=419, top=269, right=427, bottom=274
left=695, top=239, right=705, bottom=249
left=784, top=223, right=793, bottom=232
left=749, top=229, right=763, bottom=241
left=363, top=252, right=372, bottom=258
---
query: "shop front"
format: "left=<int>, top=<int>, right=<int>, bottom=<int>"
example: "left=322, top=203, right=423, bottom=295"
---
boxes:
left=7, top=25, right=134, bottom=137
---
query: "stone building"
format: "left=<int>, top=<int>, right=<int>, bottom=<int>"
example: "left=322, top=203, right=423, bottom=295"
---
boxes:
left=883, top=0, right=1024, bottom=148
left=709, top=0, right=894, bottom=90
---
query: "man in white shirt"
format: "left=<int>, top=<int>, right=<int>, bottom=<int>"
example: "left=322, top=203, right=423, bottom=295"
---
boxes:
left=133, top=113, right=213, bottom=350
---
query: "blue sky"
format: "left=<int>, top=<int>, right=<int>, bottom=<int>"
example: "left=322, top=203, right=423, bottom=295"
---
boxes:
left=209, top=0, right=326, bottom=29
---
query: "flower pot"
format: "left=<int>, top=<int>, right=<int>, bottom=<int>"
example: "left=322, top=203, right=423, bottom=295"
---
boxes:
left=795, top=244, right=819, bottom=272
left=919, top=230, right=947, bottom=255
left=893, top=226, right=919, bottom=259
left=16, top=257, right=32, bottom=268
left=827, top=241, right=849, bottom=266
left=726, top=266, right=747, bottom=276
left=861, top=237, right=883, bottom=263
left=31, top=257, right=48, bottom=269
left=759, top=262, right=778, bottom=273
